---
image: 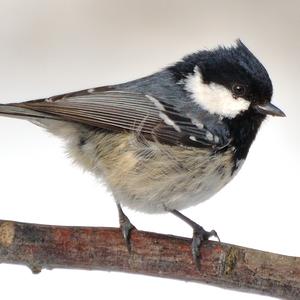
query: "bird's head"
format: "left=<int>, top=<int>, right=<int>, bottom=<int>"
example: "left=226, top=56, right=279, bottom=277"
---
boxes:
left=170, top=40, right=285, bottom=119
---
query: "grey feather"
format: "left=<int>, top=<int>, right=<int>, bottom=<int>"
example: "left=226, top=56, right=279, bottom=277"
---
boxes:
left=2, top=69, right=230, bottom=149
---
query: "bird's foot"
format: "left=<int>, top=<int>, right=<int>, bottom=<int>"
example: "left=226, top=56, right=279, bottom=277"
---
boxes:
left=192, top=224, right=220, bottom=270
left=117, top=204, right=136, bottom=253
left=170, top=209, right=220, bottom=270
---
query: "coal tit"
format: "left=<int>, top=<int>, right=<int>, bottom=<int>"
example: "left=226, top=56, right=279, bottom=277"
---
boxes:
left=0, top=40, right=285, bottom=267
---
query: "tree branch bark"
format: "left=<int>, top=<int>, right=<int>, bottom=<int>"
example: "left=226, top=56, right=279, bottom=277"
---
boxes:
left=0, top=219, right=299, bottom=299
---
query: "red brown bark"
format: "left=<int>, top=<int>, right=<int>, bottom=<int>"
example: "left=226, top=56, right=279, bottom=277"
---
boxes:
left=0, top=220, right=299, bottom=299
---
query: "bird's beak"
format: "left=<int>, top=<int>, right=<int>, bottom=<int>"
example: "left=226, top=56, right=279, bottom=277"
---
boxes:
left=254, top=102, right=286, bottom=117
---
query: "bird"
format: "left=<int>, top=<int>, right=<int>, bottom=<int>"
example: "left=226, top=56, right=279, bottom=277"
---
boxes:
left=0, top=40, right=285, bottom=268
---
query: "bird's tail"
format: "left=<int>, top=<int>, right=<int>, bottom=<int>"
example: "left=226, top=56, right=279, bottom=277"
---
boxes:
left=0, top=103, right=60, bottom=122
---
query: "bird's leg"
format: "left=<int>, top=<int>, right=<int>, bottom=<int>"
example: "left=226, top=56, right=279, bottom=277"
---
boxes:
left=117, top=203, right=136, bottom=253
left=170, top=209, right=220, bottom=270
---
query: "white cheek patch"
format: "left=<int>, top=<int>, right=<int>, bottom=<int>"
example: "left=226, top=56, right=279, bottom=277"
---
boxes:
left=184, top=67, right=250, bottom=119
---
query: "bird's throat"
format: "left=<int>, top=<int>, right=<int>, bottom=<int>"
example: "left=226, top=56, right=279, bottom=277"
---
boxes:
left=225, top=110, right=265, bottom=163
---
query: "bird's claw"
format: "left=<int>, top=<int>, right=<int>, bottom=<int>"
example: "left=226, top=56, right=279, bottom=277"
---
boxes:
left=119, top=214, right=135, bottom=253
left=169, top=209, right=220, bottom=270
left=192, top=225, right=220, bottom=270
left=117, top=204, right=136, bottom=253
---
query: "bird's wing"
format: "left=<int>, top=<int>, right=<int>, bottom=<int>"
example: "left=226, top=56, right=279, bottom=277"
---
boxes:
left=15, top=87, right=230, bottom=149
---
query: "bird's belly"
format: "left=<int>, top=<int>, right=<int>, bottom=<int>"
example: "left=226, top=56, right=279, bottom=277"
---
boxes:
left=68, top=131, right=236, bottom=214
left=111, top=149, right=235, bottom=213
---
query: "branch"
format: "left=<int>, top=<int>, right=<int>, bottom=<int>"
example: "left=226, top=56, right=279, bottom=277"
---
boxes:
left=0, top=220, right=299, bottom=299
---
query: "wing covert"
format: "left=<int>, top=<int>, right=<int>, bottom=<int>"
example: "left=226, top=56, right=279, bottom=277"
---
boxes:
left=16, top=87, right=229, bottom=149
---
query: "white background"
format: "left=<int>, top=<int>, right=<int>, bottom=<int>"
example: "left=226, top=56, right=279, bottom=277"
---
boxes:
left=0, top=1, right=299, bottom=299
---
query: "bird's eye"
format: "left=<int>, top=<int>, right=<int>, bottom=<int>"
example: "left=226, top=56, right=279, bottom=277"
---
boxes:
left=232, top=84, right=246, bottom=98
